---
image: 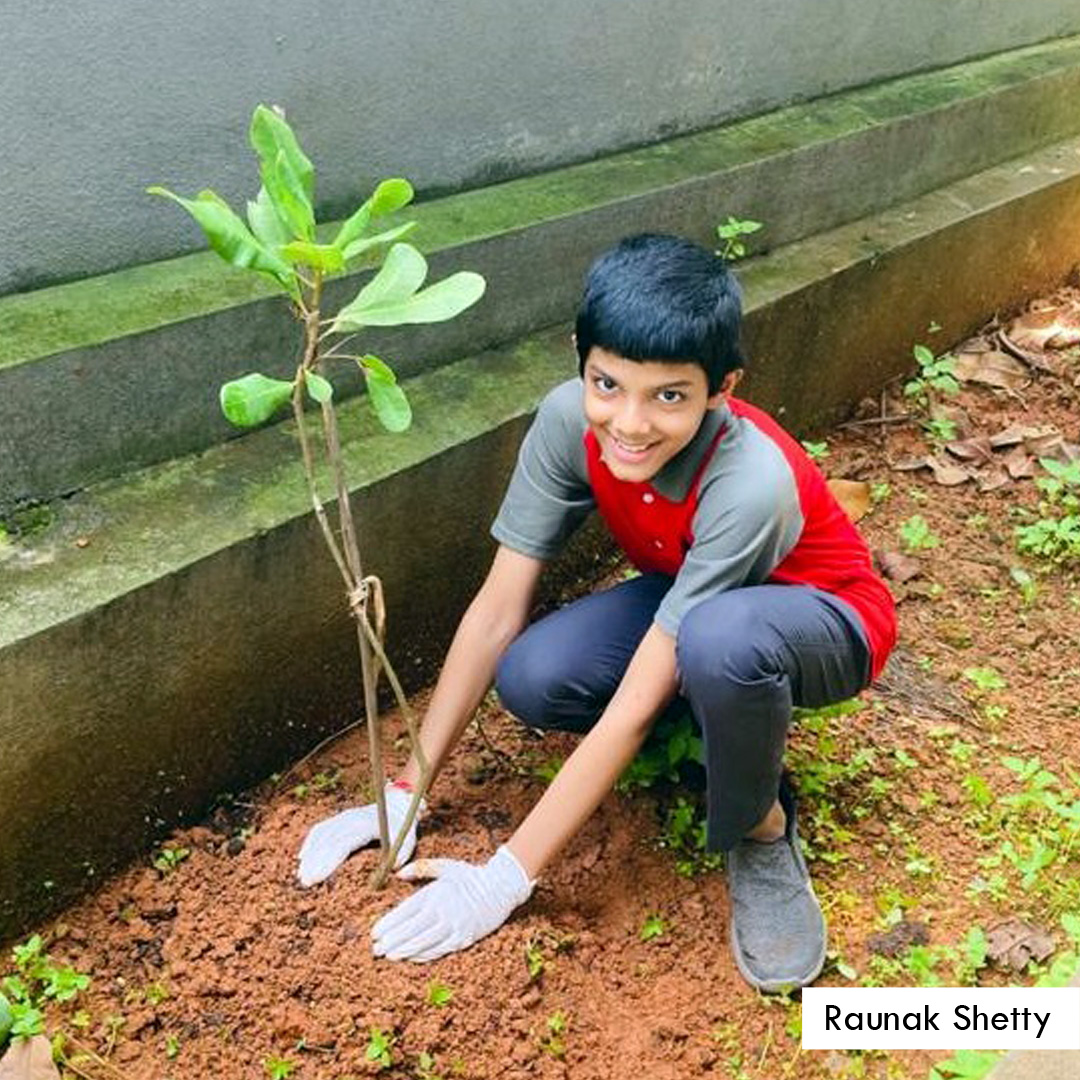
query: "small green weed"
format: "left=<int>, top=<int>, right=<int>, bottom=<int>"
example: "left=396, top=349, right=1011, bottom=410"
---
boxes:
left=539, top=1011, right=568, bottom=1059
left=961, top=666, right=1007, bottom=693
left=618, top=710, right=702, bottom=792
left=416, top=1050, right=445, bottom=1080
left=904, top=345, right=960, bottom=410
left=1, top=934, right=91, bottom=1041
left=899, top=515, right=939, bottom=552
left=715, top=216, right=762, bottom=261
left=1015, top=458, right=1080, bottom=564
left=929, top=1049, right=1002, bottom=1080
left=164, top=1033, right=181, bottom=1059
left=365, top=1027, right=395, bottom=1071
left=639, top=914, right=666, bottom=942
left=657, top=796, right=723, bottom=876
left=152, top=845, right=191, bottom=875
left=870, top=482, right=892, bottom=506
left=426, top=979, right=453, bottom=1007
left=801, top=439, right=830, bottom=462
left=263, top=1056, right=297, bottom=1079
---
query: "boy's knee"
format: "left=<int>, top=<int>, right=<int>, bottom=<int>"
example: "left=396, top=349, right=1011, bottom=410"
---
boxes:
left=677, top=593, right=777, bottom=690
left=494, top=638, right=557, bottom=729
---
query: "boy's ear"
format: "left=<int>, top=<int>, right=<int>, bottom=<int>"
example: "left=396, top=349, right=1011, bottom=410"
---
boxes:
left=707, top=368, right=743, bottom=408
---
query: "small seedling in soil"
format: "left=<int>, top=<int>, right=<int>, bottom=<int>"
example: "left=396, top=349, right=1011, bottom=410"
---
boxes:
left=365, top=1027, right=395, bottom=1070
left=416, top=1050, right=445, bottom=1080
left=538, top=1011, right=568, bottom=1059
left=715, top=215, right=762, bottom=261
left=151, top=104, right=486, bottom=884
left=899, top=514, right=939, bottom=552
left=929, top=1047, right=1002, bottom=1080
left=639, top=913, right=667, bottom=942
left=870, top=482, right=892, bottom=505
left=1015, top=458, right=1080, bottom=565
left=164, top=1033, right=181, bottom=1059
left=801, top=439, right=830, bottom=462
left=263, top=1055, right=297, bottom=1079
left=961, top=667, right=1007, bottom=693
left=425, top=980, right=453, bottom=1007
left=152, top=844, right=190, bottom=875
left=904, top=344, right=960, bottom=409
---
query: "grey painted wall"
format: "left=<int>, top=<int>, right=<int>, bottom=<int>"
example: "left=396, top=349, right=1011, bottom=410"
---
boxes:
left=4, top=0, right=1080, bottom=295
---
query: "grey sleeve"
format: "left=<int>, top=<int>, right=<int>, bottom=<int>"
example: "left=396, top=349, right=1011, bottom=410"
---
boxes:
left=654, top=440, right=803, bottom=636
left=490, top=379, right=595, bottom=560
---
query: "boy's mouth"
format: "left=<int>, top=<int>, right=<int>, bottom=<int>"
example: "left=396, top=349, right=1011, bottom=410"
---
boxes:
left=606, top=433, right=659, bottom=464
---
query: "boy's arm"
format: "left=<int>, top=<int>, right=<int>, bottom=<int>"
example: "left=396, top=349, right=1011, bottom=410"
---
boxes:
left=398, top=545, right=545, bottom=789
left=372, top=623, right=677, bottom=961
left=506, top=622, right=676, bottom=876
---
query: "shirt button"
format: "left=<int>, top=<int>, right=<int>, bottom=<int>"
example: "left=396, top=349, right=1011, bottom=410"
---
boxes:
left=642, top=492, right=655, bottom=504
left=653, top=539, right=663, bottom=549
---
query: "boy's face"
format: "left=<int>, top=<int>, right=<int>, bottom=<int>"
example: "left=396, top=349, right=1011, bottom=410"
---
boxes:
left=582, top=347, right=739, bottom=483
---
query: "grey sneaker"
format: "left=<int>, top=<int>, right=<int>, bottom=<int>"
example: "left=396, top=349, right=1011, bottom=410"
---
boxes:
left=726, top=778, right=826, bottom=992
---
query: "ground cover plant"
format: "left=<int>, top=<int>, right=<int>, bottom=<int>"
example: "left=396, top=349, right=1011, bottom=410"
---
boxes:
left=2, top=290, right=1080, bottom=1078
left=150, top=105, right=486, bottom=883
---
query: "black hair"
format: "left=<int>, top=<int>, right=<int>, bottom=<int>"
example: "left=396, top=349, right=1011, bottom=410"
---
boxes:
left=575, top=233, right=745, bottom=394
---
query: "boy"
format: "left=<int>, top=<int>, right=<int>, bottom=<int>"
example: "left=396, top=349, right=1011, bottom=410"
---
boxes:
left=297, top=233, right=896, bottom=991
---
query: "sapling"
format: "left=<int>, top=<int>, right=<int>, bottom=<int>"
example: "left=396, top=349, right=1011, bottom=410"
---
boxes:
left=150, top=105, right=486, bottom=885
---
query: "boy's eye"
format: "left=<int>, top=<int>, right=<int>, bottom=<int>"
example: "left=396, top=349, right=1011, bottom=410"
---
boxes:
left=592, top=375, right=618, bottom=393
left=657, top=389, right=684, bottom=404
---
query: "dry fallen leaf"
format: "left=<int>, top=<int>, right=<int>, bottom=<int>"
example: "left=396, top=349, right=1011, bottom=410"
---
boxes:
left=827, top=479, right=871, bottom=523
left=891, top=456, right=931, bottom=473
left=997, top=327, right=1060, bottom=374
left=0, top=1035, right=61, bottom=1080
left=955, top=335, right=995, bottom=354
left=877, top=550, right=923, bottom=583
left=1023, top=430, right=1064, bottom=458
left=988, top=423, right=1058, bottom=449
left=1003, top=447, right=1037, bottom=480
left=977, top=468, right=1012, bottom=493
left=945, top=436, right=994, bottom=464
left=927, top=457, right=971, bottom=486
left=1007, top=308, right=1063, bottom=352
left=951, top=349, right=1030, bottom=391
left=985, top=918, right=1055, bottom=972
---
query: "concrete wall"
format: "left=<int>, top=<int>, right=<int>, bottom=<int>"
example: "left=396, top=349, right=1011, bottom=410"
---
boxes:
left=4, top=0, right=1080, bottom=294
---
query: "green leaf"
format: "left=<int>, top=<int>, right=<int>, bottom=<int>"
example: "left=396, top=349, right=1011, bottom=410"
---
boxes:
left=346, top=270, right=486, bottom=327
left=220, top=373, right=295, bottom=427
left=366, top=370, right=412, bottom=432
left=249, top=105, right=314, bottom=198
left=913, top=344, right=935, bottom=366
left=261, top=149, right=315, bottom=241
left=370, top=177, right=414, bottom=216
left=280, top=241, right=345, bottom=273
left=246, top=185, right=292, bottom=250
left=333, top=178, right=415, bottom=250
left=341, top=242, right=428, bottom=317
left=304, top=371, right=333, bottom=404
left=341, top=221, right=417, bottom=262
left=148, top=186, right=297, bottom=294
left=357, top=354, right=397, bottom=381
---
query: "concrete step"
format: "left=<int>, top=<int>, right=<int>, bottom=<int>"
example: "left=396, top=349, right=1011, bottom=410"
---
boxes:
left=4, top=34, right=1080, bottom=513
left=2, top=130, right=1080, bottom=939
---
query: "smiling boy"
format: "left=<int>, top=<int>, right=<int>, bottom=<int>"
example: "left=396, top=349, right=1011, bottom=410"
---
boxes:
left=298, top=233, right=897, bottom=991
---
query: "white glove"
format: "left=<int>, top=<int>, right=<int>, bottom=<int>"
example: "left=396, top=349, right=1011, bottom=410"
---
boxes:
left=297, top=783, right=423, bottom=887
left=371, top=846, right=534, bottom=962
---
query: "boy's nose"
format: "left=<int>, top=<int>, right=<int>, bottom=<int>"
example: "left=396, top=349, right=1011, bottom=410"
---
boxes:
left=615, top=401, right=651, bottom=437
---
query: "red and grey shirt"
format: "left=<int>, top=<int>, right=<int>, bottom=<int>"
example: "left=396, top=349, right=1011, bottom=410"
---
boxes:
left=492, top=379, right=896, bottom=678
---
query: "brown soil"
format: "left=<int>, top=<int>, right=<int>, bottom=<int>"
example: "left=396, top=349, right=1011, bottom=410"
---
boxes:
left=7, top=291, right=1080, bottom=1080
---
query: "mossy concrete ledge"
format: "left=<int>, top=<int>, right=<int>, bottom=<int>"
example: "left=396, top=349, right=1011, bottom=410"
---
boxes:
left=5, top=35, right=1080, bottom=513
left=3, top=133, right=1080, bottom=938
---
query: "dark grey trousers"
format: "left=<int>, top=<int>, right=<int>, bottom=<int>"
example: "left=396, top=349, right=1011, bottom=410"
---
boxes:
left=495, top=574, right=870, bottom=851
